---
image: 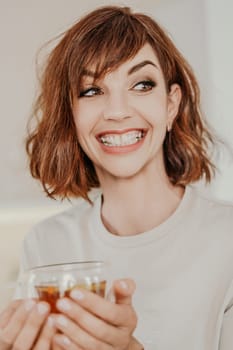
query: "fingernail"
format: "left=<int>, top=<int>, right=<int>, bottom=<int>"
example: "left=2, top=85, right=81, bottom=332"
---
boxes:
left=47, top=315, right=54, bottom=327
left=62, top=336, right=71, bottom=345
left=119, top=280, right=128, bottom=290
left=57, top=315, right=68, bottom=327
left=70, top=289, right=84, bottom=300
left=54, top=334, right=71, bottom=346
left=57, top=298, right=71, bottom=311
left=37, top=302, right=49, bottom=315
left=24, top=299, right=36, bottom=311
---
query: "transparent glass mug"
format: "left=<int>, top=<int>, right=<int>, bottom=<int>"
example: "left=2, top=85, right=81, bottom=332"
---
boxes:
left=19, top=261, right=108, bottom=313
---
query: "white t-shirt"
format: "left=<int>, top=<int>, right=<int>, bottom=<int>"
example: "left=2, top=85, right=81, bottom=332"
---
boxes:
left=21, top=186, right=233, bottom=350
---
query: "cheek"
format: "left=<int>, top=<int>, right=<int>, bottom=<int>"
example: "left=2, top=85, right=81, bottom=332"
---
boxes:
left=72, top=114, right=88, bottom=152
left=75, top=121, right=89, bottom=150
left=73, top=113, right=97, bottom=158
left=73, top=103, right=101, bottom=131
left=135, top=89, right=168, bottom=110
left=73, top=106, right=90, bottom=135
left=137, top=98, right=168, bottom=126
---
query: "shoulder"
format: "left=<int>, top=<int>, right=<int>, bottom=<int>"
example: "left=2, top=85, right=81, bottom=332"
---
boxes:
left=188, top=187, right=233, bottom=293
left=24, top=189, right=101, bottom=245
left=190, top=185, right=233, bottom=234
left=36, top=200, right=90, bottom=230
left=193, top=185, right=233, bottom=216
left=21, top=190, right=102, bottom=269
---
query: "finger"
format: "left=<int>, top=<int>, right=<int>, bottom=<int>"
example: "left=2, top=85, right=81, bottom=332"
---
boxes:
left=0, top=300, right=23, bottom=328
left=33, top=315, right=56, bottom=350
left=13, top=302, right=50, bottom=350
left=113, top=279, right=136, bottom=305
left=69, top=286, right=134, bottom=326
left=53, top=334, right=83, bottom=350
left=0, top=299, right=36, bottom=346
left=52, top=341, right=65, bottom=350
left=0, top=333, right=10, bottom=350
left=53, top=314, right=109, bottom=350
left=56, top=298, right=120, bottom=343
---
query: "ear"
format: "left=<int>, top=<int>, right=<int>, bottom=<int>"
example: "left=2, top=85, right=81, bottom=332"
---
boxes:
left=167, top=84, right=182, bottom=130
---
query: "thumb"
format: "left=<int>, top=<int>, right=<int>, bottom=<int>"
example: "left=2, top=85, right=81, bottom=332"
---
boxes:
left=113, top=278, right=136, bottom=305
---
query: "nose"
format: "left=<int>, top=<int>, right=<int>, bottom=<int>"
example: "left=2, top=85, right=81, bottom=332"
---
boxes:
left=103, top=90, right=131, bottom=121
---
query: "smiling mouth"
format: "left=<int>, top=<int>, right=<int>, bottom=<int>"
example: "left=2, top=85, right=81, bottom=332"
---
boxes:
left=98, top=130, right=146, bottom=147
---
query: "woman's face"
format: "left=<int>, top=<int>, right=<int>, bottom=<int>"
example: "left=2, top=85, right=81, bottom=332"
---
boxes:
left=72, top=43, right=181, bottom=182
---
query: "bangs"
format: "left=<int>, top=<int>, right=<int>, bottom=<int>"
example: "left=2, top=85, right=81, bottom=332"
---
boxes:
left=68, top=10, right=148, bottom=96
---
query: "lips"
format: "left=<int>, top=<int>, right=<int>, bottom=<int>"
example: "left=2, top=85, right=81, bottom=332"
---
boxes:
left=96, top=129, right=147, bottom=147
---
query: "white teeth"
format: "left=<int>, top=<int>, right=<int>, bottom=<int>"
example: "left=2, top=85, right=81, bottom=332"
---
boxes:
left=100, top=130, right=144, bottom=147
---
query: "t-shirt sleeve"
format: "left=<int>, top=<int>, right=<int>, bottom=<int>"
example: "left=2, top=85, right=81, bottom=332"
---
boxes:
left=219, top=280, right=233, bottom=350
left=219, top=305, right=233, bottom=349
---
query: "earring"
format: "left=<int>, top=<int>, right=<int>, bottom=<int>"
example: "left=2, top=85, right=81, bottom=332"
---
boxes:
left=167, top=121, right=172, bottom=132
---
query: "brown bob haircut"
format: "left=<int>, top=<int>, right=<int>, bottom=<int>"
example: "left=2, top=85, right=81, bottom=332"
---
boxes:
left=26, top=5, right=215, bottom=202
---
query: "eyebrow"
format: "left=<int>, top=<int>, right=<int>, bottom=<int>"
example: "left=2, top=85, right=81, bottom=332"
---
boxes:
left=82, top=60, right=158, bottom=78
left=82, top=69, right=95, bottom=78
left=128, top=60, right=158, bottom=75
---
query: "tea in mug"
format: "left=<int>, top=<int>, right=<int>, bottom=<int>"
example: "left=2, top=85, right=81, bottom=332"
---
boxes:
left=36, top=280, right=106, bottom=312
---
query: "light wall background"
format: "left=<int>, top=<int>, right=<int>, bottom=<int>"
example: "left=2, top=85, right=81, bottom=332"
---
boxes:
left=0, top=0, right=233, bottom=306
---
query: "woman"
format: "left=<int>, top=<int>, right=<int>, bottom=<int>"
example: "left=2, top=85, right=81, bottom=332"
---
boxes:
left=1, top=5, right=232, bottom=350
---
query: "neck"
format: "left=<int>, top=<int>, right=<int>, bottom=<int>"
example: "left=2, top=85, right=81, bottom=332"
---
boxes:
left=98, top=166, right=185, bottom=236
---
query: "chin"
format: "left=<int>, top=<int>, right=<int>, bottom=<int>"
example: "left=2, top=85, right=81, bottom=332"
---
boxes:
left=98, top=163, right=146, bottom=180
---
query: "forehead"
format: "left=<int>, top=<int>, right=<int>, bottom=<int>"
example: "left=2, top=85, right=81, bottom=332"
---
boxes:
left=128, top=44, right=159, bottom=64
left=82, top=43, right=161, bottom=80
left=117, top=43, right=160, bottom=72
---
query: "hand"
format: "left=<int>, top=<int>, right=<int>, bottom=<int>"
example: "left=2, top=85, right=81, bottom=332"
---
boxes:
left=0, top=299, right=55, bottom=350
left=51, top=278, right=140, bottom=350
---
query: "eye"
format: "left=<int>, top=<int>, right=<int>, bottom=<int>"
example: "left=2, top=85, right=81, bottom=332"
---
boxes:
left=133, top=80, right=156, bottom=92
left=79, top=87, right=103, bottom=98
